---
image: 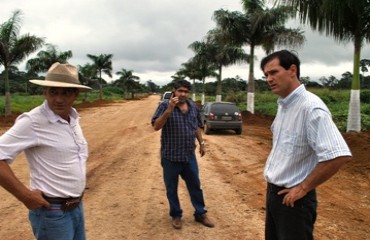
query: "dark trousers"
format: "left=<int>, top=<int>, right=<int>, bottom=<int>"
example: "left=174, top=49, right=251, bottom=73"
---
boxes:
left=161, top=154, right=207, bottom=218
left=265, top=183, right=317, bottom=240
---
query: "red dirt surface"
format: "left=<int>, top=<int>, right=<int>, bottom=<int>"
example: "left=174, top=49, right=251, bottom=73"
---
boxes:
left=0, top=96, right=368, bottom=240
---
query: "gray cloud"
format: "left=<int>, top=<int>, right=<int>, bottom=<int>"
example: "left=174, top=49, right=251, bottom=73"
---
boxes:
left=1, top=0, right=369, bottom=85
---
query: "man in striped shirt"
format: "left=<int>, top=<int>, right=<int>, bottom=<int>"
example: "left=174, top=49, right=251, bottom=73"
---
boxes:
left=260, top=50, right=352, bottom=240
left=151, top=79, right=214, bottom=229
left=0, top=63, right=91, bottom=240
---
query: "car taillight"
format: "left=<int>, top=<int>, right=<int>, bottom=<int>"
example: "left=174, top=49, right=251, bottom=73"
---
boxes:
left=237, top=113, right=242, bottom=121
left=209, top=112, right=215, bottom=120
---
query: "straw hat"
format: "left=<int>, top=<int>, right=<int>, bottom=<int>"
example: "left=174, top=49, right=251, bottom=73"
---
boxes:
left=29, top=62, right=92, bottom=92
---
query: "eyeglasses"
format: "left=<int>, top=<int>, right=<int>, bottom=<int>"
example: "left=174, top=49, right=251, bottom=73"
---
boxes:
left=176, top=89, right=190, bottom=94
left=47, top=88, right=78, bottom=97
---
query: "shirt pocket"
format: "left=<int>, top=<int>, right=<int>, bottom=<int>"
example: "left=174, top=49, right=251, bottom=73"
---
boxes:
left=279, top=130, right=297, bottom=155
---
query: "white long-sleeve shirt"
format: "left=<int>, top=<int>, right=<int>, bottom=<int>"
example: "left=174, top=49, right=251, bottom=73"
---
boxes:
left=0, top=101, right=88, bottom=198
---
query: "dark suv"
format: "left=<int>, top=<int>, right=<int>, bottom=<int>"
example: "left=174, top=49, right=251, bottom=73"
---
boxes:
left=200, top=102, right=243, bottom=135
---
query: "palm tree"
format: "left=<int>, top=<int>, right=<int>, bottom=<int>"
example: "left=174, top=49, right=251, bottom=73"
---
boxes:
left=360, top=59, right=370, bottom=87
left=0, top=9, right=44, bottom=115
left=26, top=43, right=72, bottom=74
left=171, top=72, right=185, bottom=81
left=114, top=68, right=140, bottom=98
left=175, top=60, right=203, bottom=100
left=213, top=0, right=305, bottom=113
left=278, top=0, right=370, bottom=132
left=78, top=63, right=99, bottom=102
left=146, top=80, right=159, bottom=93
left=206, top=28, right=249, bottom=101
left=78, top=63, right=98, bottom=88
left=188, top=41, right=218, bottom=104
left=360, top=59, right=370, bottom=74
left=87, top=53, right=113, bottom=99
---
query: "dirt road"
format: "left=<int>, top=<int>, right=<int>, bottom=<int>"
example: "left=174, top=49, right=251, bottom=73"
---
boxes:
left=0, top=95, right=369, bottom=239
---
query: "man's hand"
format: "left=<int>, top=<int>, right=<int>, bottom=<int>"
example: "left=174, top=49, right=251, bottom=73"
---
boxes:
left=0, top=161, right=50, bottom=210
left=278, top=185, right=307, bottom=207
left=21, top=189, right=50, bottom=210
left=167, top=92, right=178, bottom=112
left=199, top=144, right=205, bottom=157
left=278, top=156, right=351, bottom=207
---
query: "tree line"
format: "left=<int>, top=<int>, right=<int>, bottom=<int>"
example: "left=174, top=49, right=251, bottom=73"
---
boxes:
left=169, top=0, right=370, bottom=132
left=0, top=10, right=152, bottom=116
left=1, top=1, right=370, bottom=132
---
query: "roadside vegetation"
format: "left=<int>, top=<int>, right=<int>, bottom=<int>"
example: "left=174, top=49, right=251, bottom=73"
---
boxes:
left=1, top=87, right=369, bottom=132
left=254, top=89, right=370, bottom=132
left=206, top=88, right=370, bottom=132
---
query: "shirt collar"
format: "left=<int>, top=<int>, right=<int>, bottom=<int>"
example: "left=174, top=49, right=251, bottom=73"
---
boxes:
left=277, top=84, right=305, bottom=107
left=41, top=100, right=78, bottom=124
left=174, top=99, right=193, bottom=110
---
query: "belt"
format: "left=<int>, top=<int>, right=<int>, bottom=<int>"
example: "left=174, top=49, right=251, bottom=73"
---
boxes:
left=267, top=183, right=286, bottom=192
left=43, top=193, right=84, bottom=211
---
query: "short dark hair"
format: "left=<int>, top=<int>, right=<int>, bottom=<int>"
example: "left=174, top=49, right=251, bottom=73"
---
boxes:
left=260, top=50, right=301, bottom=78
left=173, top=79, right=192, bottom=91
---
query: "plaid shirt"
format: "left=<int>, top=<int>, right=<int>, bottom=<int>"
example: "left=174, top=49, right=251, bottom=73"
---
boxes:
left=151, top=99, right=202, bottom=162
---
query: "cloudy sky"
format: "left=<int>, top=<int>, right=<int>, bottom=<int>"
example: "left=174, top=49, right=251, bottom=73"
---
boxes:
left=1, top=0, right=369, bottom=86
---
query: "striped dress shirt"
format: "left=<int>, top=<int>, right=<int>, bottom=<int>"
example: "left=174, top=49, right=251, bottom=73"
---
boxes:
left=0, top=101, right=88, bottom=198
left=264, top=85, right=352, bottom=188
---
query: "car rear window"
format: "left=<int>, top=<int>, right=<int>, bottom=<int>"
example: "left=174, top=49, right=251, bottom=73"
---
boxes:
left=163, top=92, right=172, bottom=100
left=210, top=103, right=239, bottom=113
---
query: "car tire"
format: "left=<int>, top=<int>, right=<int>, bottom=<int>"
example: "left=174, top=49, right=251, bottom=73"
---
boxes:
left=204, top=123, right=211, bottom=135
left=235, top=128, right=242, bottom=135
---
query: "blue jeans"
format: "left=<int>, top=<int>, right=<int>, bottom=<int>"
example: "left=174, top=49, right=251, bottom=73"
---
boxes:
left=161, top=154, right=207, bottom=218
left=29, top=202, right=86, bottom=240
left=265, top=185, right=317, bottom=240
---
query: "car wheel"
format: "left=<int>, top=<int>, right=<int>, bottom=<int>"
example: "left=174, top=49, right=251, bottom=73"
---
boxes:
left=204, top=123, right=211, bottom=135
left=235, top=128, right=242, bottom=135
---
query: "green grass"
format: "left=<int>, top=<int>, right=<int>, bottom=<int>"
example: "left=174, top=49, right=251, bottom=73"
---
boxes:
left=197, top=89, right=370, bottom=132
left=1, top=89, right=369, bottom=131
left=0, top=90, right=123, bottom=115
left=7, top=94, right=45, bottom=113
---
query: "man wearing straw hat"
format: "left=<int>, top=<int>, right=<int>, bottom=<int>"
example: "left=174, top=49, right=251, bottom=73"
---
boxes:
left=0, top=62, right=91, bottom=240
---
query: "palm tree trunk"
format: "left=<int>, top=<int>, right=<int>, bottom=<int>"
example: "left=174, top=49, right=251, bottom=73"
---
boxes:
left=346, top=42, right=362, bottom=132
left=247, top=45, right=255, bottom=114
left=192, top=79, right=196, bottom=101
left=4, top=67, right=11, bottom=116
left=99, top=71, right=103, bottom=100
left=216, top=66, right=222, bottom=102
left=202, top=78, right=205, bottom=105
left=5, top=92, right=11, bottom=116
left=347, top=90, right=361, bottom=132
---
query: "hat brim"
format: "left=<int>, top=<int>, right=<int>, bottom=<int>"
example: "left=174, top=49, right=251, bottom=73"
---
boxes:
left=29, top=80, right=92, bottom=92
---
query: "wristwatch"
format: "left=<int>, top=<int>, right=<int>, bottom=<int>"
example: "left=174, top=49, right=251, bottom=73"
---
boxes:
left=200, top=140, right=205, bottom=145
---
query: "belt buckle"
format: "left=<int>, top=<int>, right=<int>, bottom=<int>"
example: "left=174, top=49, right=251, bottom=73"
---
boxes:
left=62, top=198, right=80, bottom=211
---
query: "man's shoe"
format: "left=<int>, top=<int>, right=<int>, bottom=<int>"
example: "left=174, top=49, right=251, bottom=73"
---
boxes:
left=194, top=214, right=215, bottom=228
left=172, top=217, right=182, bottom=229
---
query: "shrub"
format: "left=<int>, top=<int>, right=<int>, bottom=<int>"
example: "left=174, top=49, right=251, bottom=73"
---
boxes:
left=361, top=113, right=370, bottom=131
left=361, top=90, right=370, bottom=103
left=224, top=90, right=247, bottom=103
left=320, top=95, right=337, bottom=104
left=103, top=86, right=123, bottom=96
